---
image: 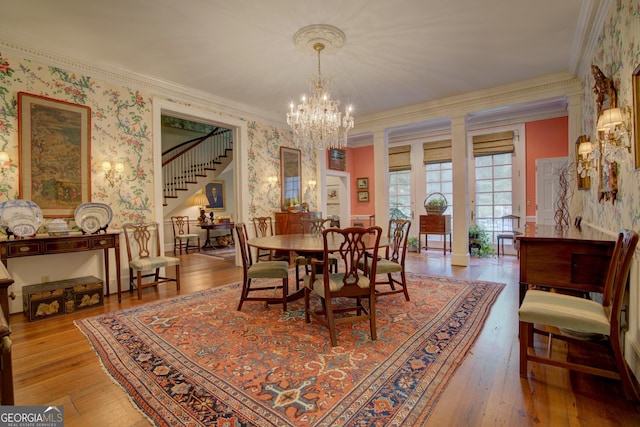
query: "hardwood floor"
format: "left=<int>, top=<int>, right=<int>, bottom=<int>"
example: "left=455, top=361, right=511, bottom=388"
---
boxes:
left=7, top=250, right=640, bottom=426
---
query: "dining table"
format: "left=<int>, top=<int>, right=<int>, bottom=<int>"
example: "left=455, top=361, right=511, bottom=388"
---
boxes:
left=247, top=232, right=388, bottom=302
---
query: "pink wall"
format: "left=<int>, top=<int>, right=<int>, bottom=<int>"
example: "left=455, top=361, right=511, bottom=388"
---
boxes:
left=328, top=146, right=375, bottom=222
left=524, top=116, right=569, bottom=217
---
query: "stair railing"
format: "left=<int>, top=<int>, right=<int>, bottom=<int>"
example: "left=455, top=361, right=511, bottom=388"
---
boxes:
left=162, top=128, right=233, bottom=199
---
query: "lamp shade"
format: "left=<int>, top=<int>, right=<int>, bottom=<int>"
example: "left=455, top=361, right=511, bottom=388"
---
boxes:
left=597, top=108, right=623, bottom=131
left=194, top=193, right=209, bottom=207
left=578, top=140, right=594, bottom=155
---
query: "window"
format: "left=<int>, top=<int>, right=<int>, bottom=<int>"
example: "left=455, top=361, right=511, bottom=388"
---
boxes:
left=389, top=170, right=411, bottom=219
left=474, top=153, right=513, bottom=244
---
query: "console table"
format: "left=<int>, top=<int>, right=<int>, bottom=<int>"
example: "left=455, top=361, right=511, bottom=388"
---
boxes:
left=516, top=225, right=615, bottom=304
left=418, top=215, right=451, bottom=255
left=199, top=222, right=234, bottom=249
left=0, top=231, right=123, bottom=303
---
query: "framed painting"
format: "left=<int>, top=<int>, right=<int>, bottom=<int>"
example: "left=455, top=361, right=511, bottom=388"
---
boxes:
left=328, top=148, right=346, bottom=171
left=357, top=177, right=369, bottom=189
left=358, top=191, right=369, bottom=202
left=633, top=63, right=640, bottom=169
left=18, top=92, right=91, bottom=217
left=205, top=181, right=225, bottom=211
left=327, top=185, right=339, bottom=204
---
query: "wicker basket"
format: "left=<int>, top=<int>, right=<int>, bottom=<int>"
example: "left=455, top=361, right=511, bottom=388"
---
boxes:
left=424, top=192, right=448, bottom=215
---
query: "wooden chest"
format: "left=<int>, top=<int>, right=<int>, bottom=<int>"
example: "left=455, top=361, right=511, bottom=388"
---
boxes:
left=22, top=276, right=104, bottom=321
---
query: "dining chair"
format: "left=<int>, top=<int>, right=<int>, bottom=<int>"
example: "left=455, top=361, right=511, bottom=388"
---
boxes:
left=496, top=214, right=521, bottom=257
left=360, top=219, right=411, bottom=301
left=295, top=218, right=337, bottom=287
left=170, top=215, right=200, bottom=254
left=252, top=216, right=287, bottom=262
left=518, top=229, right=640, bottom=402
left=304, top=226, right=382, bottom=347
left=235, top=223, right=291, bottom=311
left=123, top=222, right=181, bottom=300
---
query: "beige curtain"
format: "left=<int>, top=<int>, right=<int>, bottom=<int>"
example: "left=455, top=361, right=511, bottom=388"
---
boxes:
left=472, top=131, right=515, bottom=156
left=389, top=145, right=411, bottom=171
left=423, top=139, right=452, bottom=164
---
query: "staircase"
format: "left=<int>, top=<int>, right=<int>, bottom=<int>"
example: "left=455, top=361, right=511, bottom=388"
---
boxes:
left=162, top=128, right=233, bottom=213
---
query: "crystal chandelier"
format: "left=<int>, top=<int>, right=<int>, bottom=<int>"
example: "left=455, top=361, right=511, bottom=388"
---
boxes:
left=287, top=25, right=354, bottom=150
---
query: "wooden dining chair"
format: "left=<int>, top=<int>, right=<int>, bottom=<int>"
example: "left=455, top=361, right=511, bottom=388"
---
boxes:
left=304, top=226, right=382, bottom=347
left=519, top=229, right=640, bottom=401
left=170, top=215, right=200, bottom=254
left=295, top=218, right=337, bottom=286
left=252, top=216, right=287, bottom=262
left=360, top=219, right=411, bottom=301
left=123, top=222, right=181, bottom=300
left=235, top=223, right=291, bottom=311
left=496, top=214, right=521, bottom=257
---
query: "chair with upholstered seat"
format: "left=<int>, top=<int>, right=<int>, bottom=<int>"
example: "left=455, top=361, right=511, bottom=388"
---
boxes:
left=235, top=223, right=291, bottom=311
left=519, top=229, right=640, bottom=401
left=252, top=216, right=287, bottom=262
left=360, top=219, right=411, bottom=301
left=304, top=226, right=382, bottom=347
left=496, top=214, right=521, bottom=257
left=123, top=222, right=181, bottom=300
left=295, top=218, right=337, bottom=287
left=170, top=215, right=200, bottom=254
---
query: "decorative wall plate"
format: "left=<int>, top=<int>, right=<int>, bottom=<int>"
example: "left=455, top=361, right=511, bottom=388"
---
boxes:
left=74, top=202, right=113, bottom=234
left=0, top=200, right=43, bottom=237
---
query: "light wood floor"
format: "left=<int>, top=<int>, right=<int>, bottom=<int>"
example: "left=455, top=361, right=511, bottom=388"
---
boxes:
left=7, top=250, right=640, bottom=426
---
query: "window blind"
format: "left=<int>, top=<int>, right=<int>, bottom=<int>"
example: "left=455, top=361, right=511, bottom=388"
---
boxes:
left=423, top=139, right=452, bottom=164
left=388, top=145, right=411, bottom=171
left=472, top=131, right=515, bottom=156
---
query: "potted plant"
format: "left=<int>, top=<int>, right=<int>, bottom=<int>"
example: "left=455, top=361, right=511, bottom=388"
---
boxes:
left=468, top=224, right=495, bottom=257
left=407, top=236, right=419, bottom=252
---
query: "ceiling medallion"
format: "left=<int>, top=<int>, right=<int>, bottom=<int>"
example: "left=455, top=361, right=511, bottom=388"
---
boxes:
left=286, top=24, right=354, bottom=150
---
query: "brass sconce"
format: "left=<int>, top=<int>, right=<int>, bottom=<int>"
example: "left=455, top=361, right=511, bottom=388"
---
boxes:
left=595, top=106, right=631, bottom=163
left=308, top=179, right=317, bottom=191
left=0, top=151, right=10, bottom=175
left=102, top=160, right=124, bottom=187
left=266, top=175, right=278, bottom=190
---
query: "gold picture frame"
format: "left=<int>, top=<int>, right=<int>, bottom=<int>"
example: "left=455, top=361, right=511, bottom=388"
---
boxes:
left=633, top=64, right=640, bottom=169
left=205, top=181, right=225, bottom=211
left=358, top=190, right=369, bottom=202
left=18, top=92, right=91, bottom=217
left=328, top=148, right=346, bottom=171
left=357, top=177, right=369, bottom=189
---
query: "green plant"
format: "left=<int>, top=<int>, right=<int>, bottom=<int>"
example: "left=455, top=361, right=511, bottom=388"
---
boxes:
left=468, top=224, right=495, bottom=258
left=406, top=236, right=419, bottom=251
left=426, top=197, right=446, bottom=207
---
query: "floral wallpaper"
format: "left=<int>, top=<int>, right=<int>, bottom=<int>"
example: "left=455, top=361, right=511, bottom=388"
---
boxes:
left=0, top=51, right=154, bottom=228
left=581, top=0, right=640, bottom=232
left=0, top=48, right=309, bottom=230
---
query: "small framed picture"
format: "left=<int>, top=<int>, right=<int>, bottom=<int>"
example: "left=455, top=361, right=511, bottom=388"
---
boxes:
left=358, top=191, right=369, bottom=202
left=357, top=177, right=369, bottom=189
left=328, top=148, right=346, bottom=171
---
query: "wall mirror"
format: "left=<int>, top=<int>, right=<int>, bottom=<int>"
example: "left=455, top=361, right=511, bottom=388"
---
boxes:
left=280, top=147, right=301, bottom=210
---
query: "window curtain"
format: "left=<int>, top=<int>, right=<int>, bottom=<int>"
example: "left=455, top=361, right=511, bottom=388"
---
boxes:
left=423, top=139, right=452, bottom=164
left=389, top=145, right=411, bottom=171
left=472, top=131, right=515, bottom=156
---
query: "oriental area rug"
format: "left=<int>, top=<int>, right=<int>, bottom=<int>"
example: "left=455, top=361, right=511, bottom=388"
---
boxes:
left=76, top=273, right=504, bottom=426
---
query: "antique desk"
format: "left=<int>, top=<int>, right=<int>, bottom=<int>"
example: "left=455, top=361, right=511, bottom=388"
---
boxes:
left=418, top=214, right=452, bottom=255
left=516, top=225, right=615, bottom=304
left=0, top=231, right=123, bottom=302
left=199, top=222, right=234, bottom=249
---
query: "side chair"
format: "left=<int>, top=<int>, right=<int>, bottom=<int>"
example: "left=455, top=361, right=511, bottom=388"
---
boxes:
left=170, top=215, right=200, bottom=254
left=360, top=219, right=411, bottom=301
left=295, top=218, right=337, bottom=287
left=304, top=226, right=382, bottom=347
left=252, top=216, right=287, bottom=262
left=123, top=222, right=181, bottom=300
left=235, top=223, right=291, bottom=311
left=519, top=229, right=640, bottom=402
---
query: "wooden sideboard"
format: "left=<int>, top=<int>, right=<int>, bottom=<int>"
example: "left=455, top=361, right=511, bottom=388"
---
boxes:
left=0, top=231, right=123, bottom=303
left=0, top=262, right=14, bottom=404
left=274, top=211, right=319, bottom=235
left=517, top=225, right=615, bottom=304
left=418, top=215, right=452, bottom=255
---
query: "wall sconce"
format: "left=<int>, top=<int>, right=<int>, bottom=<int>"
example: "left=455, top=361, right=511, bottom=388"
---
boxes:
left=577, top=139, right=596, bottom=178
left=266, top=175, right=278, bottom=189
left=102, top=160, right=124, bottom=187
left=308, top=179, right=317, bottom=191
left=595, top=106, right=631, bottom=163
left=0, top=151, right=10, bottom=175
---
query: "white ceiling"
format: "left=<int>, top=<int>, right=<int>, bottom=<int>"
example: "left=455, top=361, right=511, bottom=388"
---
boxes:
left=0, top=0, right=600, bottom=129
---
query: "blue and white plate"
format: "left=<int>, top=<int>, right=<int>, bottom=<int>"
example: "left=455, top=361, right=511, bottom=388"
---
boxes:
left=0, top=200, right=43, bottom=237
left=74, top=202, right=113, bottom=234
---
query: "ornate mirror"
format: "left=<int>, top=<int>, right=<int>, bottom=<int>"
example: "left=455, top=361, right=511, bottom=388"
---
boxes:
left=280, top=147, right=301, bottom=210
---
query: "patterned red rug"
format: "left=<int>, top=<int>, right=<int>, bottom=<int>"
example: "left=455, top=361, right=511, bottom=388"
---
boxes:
left=76, top=273, right=504, bottom=426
